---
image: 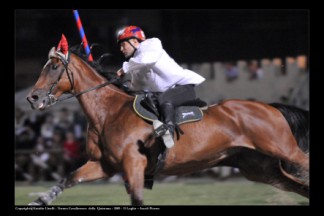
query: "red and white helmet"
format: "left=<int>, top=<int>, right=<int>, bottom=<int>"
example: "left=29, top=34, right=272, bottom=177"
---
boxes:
left=117, top=26, right=146, bottom=44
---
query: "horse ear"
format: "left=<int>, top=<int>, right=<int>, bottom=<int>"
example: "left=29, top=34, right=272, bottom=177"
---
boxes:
left=57, top=34, right=69, bottom=55
left=48, top=47, right=56, bottom=59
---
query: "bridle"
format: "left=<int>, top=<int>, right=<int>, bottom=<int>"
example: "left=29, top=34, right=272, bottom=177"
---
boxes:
left=45, top=50, right=115, bottom=107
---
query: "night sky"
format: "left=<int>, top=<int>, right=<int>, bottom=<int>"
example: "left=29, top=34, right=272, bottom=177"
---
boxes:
left=15, top=9, right=308, bottom=65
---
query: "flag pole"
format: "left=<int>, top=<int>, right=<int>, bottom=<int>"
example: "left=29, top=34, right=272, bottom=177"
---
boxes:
left=72, top=10, right=93, bottom=62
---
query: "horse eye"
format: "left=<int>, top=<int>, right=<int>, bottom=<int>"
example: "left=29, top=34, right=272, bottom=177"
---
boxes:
left=52, top=65, right=58, bottom=70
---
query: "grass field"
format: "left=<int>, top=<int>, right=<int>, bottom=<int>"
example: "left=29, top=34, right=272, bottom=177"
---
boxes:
left=15, top=178, right=308, bottom=206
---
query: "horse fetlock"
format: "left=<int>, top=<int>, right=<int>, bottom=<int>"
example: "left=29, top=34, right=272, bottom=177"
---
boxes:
left=37, top=186, right=62, bottom=205
left=50, top=185, right=63, bottom=197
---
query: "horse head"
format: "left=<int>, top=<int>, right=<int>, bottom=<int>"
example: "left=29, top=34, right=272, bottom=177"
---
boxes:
left=26, top=34, right=75, bottom=110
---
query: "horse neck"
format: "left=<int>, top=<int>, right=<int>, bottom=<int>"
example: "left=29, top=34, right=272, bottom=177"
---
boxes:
left=69, top=54, right=132, bottom=131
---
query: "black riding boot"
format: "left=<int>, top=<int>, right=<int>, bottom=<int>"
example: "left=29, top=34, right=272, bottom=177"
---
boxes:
left=159, top=102, right=175, bottom=138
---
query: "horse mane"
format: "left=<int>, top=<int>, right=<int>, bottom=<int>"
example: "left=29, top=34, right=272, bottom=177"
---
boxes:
left=69, top=44, right=118, bottom=81
left=69, top=44, right=128, bottom=91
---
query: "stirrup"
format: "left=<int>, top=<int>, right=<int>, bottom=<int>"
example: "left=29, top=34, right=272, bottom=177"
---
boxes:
left=153, top=120, right=169, bottom=137
left=152, top=120, right=175, bottom=148
left=162, top=130, right=175, bottom=148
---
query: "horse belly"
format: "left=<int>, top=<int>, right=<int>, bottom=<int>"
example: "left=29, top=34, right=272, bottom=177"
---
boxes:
left=160, top=149, right=231, bottom=176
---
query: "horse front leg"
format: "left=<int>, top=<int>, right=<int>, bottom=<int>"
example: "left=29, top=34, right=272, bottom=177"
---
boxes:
left=28, top=160, right=110, bottom=205
left=123, top=153, right=147, bottom=205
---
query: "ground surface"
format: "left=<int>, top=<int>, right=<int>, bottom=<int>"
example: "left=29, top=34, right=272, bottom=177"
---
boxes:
left=15, top=177, right=308, bottom=206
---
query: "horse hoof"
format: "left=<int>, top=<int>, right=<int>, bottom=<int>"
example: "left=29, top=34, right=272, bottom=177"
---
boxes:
left=28, top=201, right=43, bottom=206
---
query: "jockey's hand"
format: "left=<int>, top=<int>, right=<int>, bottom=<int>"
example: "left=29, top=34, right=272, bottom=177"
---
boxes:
left=116, top=68, right=125, bottom=77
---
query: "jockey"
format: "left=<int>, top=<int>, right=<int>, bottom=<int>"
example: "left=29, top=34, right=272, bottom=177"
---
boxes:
left=116, top=25, right=205, bottom=140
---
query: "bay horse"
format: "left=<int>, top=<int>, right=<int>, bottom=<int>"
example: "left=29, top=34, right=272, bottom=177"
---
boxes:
left=26, top=35, right=309, bottom=205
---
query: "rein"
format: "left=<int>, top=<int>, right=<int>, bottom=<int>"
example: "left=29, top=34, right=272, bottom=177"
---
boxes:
left=56, top=79, right=116, bottom=103
left=46, top=51, right=118, bottom=106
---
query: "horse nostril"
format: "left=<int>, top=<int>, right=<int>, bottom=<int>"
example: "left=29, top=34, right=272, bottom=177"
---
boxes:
left=31, top=95, right=39, bottom=101
left=27, top=95, right=39, bottom=103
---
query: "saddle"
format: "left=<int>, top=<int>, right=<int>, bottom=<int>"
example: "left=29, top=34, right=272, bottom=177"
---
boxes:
left=133, top=93, right=207, bottom=127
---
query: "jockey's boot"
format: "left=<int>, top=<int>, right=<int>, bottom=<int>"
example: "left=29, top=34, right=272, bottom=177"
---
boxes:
left=160, top=102, right=175, bottom=139
left=165, top=120, right=175, bottom=139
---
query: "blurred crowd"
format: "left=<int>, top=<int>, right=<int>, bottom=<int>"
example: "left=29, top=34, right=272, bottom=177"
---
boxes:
left=224, top=60, right=263, bottom=83
left=15, top=107, right=88, bottom=181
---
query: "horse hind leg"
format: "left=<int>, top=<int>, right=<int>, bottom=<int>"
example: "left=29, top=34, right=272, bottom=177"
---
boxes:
left=277, top=141, right=309, bottom=187
left=240, top=161, right=309, bottom=199
left=262, top=138, right=309, bottom=187
left=28, top=160, right=110, bottom=205
left=279, top=154, right=309, bottom=187
left=274, top=157, right=309, bottom=198
left=223, top=148, right=309, bottom=199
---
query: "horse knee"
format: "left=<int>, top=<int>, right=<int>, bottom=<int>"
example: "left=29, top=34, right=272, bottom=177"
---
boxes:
left=124, top=155, right=147, bottom=181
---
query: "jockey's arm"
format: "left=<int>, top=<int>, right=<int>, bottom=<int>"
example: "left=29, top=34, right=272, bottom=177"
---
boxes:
left=116, top=68, right=124, bottom=77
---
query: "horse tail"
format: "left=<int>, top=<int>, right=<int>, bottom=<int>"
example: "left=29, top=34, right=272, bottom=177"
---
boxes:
left=269, top=103, right=309, bottom=153
left=269, top=103, right=309, bottom=180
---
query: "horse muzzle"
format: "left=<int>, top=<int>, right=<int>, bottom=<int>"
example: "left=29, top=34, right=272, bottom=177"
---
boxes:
left=26, top=89, right=56, bottom=110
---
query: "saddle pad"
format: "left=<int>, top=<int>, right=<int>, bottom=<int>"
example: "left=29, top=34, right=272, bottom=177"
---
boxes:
left=133, top=95, right=203, bottom=125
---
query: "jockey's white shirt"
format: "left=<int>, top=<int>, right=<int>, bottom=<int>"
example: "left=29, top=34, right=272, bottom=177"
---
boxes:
left=122, top=38, right=205, bottom=92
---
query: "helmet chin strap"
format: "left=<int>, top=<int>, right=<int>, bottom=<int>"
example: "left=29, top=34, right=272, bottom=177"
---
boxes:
left=126, top=40, right=138, bottom=59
